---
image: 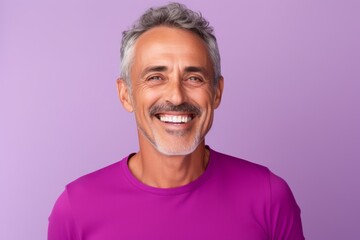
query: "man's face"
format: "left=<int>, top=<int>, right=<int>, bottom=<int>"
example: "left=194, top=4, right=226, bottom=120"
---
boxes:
left=119, top=26, right=223, bottom=155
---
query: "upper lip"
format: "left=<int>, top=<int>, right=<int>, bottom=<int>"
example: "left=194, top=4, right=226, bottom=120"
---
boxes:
left=155, top=111, right=195, bottom=117
left=149, top=103, right=201, bottom=118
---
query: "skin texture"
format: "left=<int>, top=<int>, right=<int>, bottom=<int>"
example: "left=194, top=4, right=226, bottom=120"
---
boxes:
left=117, top=26, right=224, bottom=188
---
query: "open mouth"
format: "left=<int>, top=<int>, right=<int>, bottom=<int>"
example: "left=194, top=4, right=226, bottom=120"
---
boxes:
left=155, top=114, right=194, bottom=124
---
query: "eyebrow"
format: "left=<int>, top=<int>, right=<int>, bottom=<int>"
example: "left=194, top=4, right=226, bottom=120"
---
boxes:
left=140, top=65, right=210, bottom=78
left=184, top=66, right=209, bottom=76
left=141, top=66, right=168, bottom=78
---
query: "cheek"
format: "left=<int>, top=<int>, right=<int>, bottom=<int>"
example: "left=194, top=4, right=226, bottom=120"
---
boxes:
left=144, top=89, right=161, bottom=100
left=132, top=88, right=162, bottom=112
left=191, top=89, right=215, bottom=106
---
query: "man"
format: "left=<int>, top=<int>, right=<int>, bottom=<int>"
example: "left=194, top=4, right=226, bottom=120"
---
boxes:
left=48, top=3, right=304, bottom=239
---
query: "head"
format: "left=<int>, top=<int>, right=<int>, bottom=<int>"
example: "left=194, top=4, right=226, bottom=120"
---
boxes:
left=120, top=2, right=221, bottom=89
left=117, top=3, right=224, bottom=156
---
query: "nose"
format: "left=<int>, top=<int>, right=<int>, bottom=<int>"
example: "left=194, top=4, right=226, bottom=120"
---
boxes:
left=165, top=76, right=187, bottom=105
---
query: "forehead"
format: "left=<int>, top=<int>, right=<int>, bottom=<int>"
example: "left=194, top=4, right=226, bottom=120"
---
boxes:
left=132, top=26, right=212, bottom=71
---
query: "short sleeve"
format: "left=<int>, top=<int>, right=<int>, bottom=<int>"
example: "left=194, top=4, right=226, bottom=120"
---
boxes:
left=48, top=190, right=80, bottom=240
left=269, top=172, right=305, bottom=240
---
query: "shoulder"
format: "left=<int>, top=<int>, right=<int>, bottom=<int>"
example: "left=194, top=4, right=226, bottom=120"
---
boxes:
left=210, top=148, right=271, bottom=181
left=48, top=190, right=81, bottom=240
left=210, top=148, right=304, bottom=239
left=48, top=157, right=129, bottom=239
left=50, top=156, right=127, bottom=210
left=66, top=157, right=127, bottom=194
left=209, top=148, right=297, bottom=207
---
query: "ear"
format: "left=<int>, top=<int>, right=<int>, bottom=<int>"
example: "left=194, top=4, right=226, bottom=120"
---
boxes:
left=213, top=76, right=224, bottom=109
left=116, top=78, right=134, bottom=112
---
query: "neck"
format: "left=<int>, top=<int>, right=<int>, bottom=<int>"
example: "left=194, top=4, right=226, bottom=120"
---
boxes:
left=128, top=143, right=209, bottom=188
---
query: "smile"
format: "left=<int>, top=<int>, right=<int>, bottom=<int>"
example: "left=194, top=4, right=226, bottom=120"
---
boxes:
left=156, top=114, right=193, bottom=123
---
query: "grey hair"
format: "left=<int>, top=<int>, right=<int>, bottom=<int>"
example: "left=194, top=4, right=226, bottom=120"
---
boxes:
left=120, top=2, right=221, bottom=88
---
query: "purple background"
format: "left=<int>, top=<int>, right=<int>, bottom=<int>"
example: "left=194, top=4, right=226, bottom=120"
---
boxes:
left=1, top=0, right=359, bottom=239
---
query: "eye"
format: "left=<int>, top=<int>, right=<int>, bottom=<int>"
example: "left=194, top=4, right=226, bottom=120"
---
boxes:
left=147, top=75, right=163, bottom=81
left=189, top=76, right=201, bottom=81
left=145, top=74, right=166, bottom=86
left=186, top=76, right=204, bottom=86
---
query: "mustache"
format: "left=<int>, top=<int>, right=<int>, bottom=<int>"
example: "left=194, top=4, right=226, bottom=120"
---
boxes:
left=149, top=102, right=201, bottom=116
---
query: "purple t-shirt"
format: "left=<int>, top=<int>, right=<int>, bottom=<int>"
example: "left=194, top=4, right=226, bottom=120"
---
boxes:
left=48, top=148, right=304, bottom=239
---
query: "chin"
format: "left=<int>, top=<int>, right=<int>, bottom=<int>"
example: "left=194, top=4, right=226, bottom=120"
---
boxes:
left=138, top=125, right=203, bottom=156
left=154, top=136, right=202, bottom=156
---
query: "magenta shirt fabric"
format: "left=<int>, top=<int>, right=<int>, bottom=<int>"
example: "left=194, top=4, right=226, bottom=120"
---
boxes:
left=48, top=148, right=304, bottom=239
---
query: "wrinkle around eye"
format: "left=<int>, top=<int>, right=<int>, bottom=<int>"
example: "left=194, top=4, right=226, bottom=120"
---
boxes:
left=188, top=76, right=203, bottom=82
left=143, top=74, right=167, bottom=86
left=184, top=75, right=206, bottom=86
left=147, top=75, right=163, bottom=81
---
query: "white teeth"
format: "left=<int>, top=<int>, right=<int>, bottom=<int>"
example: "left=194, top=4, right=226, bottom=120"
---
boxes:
left=159, top=115, right=192, bottom=123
